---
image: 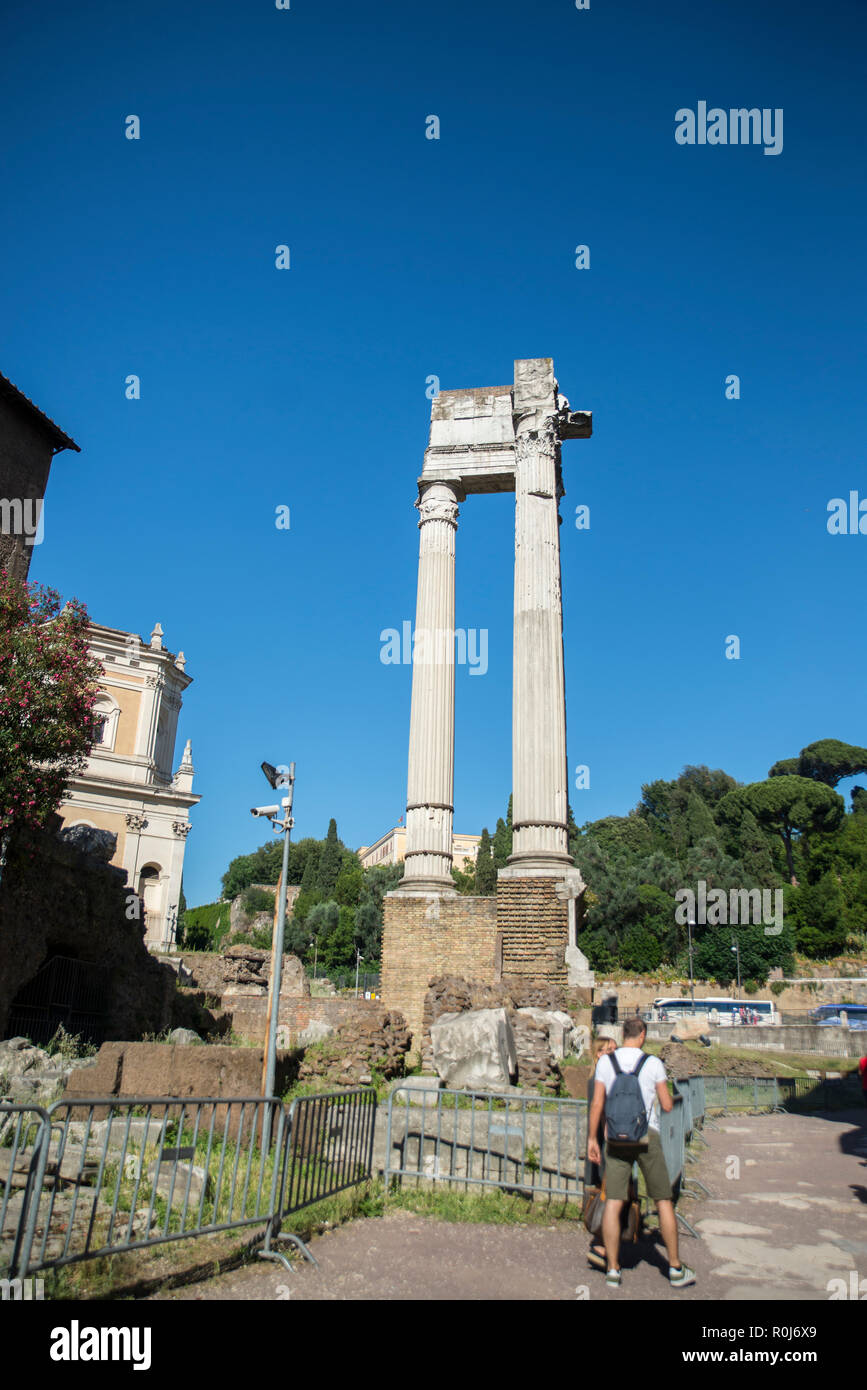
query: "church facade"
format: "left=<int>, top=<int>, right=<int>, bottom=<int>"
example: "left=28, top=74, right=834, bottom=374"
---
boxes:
left=57, top=621, right=199, bottom=951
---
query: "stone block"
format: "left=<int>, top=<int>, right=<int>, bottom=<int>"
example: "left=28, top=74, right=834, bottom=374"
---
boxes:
left=430, top=1007, right=517, bottom=1093
left=388, top=1075, right=443, bottom=1105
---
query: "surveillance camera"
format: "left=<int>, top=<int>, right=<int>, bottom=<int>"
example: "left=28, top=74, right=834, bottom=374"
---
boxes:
left=250, top=804, right=280, bottom=818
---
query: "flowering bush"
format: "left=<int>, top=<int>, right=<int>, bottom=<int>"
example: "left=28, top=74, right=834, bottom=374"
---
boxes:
left=0, top=571, right=101, bottom=839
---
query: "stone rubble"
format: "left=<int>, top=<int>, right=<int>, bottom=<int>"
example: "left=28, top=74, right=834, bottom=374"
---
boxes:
left=297, top=1011, right=411, bottom=1088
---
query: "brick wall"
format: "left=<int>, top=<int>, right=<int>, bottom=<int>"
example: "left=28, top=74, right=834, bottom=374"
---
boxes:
left=229, top=994, right=380, bottom=1046
left=381, top=894, right=499, bottom=1049
left=497, top=878, right=569, bottom=985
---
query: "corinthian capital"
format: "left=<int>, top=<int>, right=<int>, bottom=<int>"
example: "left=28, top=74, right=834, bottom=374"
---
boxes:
left=514, top=419, right=559, bottom=464
left=416, top=482, right=460, bottom=529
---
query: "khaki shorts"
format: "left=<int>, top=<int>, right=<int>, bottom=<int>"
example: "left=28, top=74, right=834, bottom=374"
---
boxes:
left=604, top=1128, right=672, bottom=1203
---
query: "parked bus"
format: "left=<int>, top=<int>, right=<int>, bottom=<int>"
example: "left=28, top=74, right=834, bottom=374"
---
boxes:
left=651, top=996, right=779, bottom=1026
left=808, top=1003, right=867, bottom=1030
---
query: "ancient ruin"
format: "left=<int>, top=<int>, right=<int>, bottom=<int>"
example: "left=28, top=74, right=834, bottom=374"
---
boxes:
left=382, top=358, right=596, bottom=1047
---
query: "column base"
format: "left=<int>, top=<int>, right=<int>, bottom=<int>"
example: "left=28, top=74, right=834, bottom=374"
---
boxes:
left=499, top=853, right=576, bottom=878
left=393, top=876, right=458, bottom=897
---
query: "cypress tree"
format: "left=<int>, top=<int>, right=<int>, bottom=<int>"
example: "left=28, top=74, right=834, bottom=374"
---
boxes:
left=317, top=818, right=342, bottom=896
left=684, top=791, right=717, bottom=847
left=474, top=828, right=497, bottom=895
left=492, top=795, right=513, bottom=866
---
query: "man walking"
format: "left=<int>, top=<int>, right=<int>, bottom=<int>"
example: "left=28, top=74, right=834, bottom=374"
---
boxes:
left=587, top=1016, right=695, bottom=1289
left=859, top=1054, right=867, bottom=1107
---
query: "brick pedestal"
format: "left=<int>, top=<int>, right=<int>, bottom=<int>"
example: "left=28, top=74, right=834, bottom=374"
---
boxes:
left=381, top=893, right=498, bottom=1048
left=496, top=877, right=570, bottom=985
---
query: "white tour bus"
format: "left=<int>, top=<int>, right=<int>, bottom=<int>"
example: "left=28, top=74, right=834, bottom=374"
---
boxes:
left=650, top=996, right=779, bottom=1026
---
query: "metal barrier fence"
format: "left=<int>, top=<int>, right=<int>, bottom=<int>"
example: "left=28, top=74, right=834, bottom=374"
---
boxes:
left=278, top=1089, right=377, bottom=1217
left=658, top=1095, right=687, bottom=1188
left=697, top=1072, right=862, bottom=1115
left=1, top=1089, right=377, bottom=1282
left=385, top=1087, right=587, bottom=1199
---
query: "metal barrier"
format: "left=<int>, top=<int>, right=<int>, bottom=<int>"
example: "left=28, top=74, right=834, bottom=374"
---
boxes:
left=385, top=1087, right=586, bottom=1199
left=2, top=1089, right=378, bottom=1281
left=658, top=1095, right=686, bottom=1188
left=0, top=1104, right=52, bottom=1280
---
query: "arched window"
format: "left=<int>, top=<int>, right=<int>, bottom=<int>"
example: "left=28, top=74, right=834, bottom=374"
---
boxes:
left=91, top=693, right=120, bottom=751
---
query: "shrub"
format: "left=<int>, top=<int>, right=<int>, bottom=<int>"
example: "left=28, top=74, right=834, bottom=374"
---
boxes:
left=242, top=886, right=274, bottom=917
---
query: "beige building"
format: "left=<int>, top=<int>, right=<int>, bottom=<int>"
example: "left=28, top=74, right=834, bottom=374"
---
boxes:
left=358, top=825, right=480, bottom=872
left=57, top=621, right=199, bottom=951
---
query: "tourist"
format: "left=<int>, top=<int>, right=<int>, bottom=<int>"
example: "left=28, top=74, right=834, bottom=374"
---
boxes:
left=587, top=1017, right=696, bottom=1289
left=586, top=1037, right=616, bottom=1268
left=860, top=1055, right=867, bottom=1107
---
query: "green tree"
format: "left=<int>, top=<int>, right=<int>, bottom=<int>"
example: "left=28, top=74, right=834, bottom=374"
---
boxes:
left=718, top=777, right=845, bottom=884
left=770, top=738, right=867, bottom=788
left=334, top=864, right=364, bottom=906
left=474, top=828, right=497, bottom=895
left=684, top=791, right=717, bottom=847
left=317, top=818, right=343, bottom=897
left=692, top=922, right=795, bottom=984
left=492, top=795, right=513, bottom=867
left=784, top=873, right=849, bottom=958
left=735, top=808, right=779, bottom=886
left=0, top=574, right=101, bottom=839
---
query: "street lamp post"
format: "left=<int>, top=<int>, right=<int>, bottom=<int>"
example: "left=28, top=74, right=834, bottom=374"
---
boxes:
left=731, top=937, right=741, bottom=998
left=687, top=915, right=696, bottom=1013
left=253, top=761, right=295, bottom=1101
left=354, top=944, right=362, bottom=999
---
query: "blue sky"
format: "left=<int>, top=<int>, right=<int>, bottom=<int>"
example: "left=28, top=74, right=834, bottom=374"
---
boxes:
left=4, top=0, right=866, bottom=906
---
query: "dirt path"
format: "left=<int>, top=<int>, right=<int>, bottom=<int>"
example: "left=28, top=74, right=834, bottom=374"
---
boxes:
left=151, top=1107, right=867, bottom=1302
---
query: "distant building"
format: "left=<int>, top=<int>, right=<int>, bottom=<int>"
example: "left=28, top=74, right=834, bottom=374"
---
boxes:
left=57, top=621, right=200, bottom=951
left=357, top=825, right=481, bottom=872
left=0, top=370, right=79, bottom=581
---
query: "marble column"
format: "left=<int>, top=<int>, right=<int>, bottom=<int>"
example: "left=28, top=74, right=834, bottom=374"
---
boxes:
left=506, top=418, right=573, bottom=872
left=397, top=480, right=462, bottom=894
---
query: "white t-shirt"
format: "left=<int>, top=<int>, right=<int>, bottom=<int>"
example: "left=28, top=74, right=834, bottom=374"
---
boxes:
left=594, top=1048, right=668, bottom=1133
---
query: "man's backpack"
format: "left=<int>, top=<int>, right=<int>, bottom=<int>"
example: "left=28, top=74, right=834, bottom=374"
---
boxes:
left=605, top=1052, right=650, bottom=1144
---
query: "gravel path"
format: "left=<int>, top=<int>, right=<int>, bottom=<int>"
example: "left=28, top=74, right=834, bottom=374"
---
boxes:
left=151, top=1106, right=867, bottom=1301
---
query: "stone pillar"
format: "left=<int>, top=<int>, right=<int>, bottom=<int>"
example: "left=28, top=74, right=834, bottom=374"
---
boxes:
left=506, top=419, right=572, bottom=872
left=396, top=480, right=463, bottom=894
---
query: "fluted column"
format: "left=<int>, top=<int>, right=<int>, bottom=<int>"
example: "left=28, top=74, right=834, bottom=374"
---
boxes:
left=507, top=419, right=572, bottom=871
left=397, top=480, right=462, bottom=894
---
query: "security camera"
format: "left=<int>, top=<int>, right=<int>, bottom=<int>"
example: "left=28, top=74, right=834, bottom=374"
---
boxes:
left=250, top=804, right=280, bottom=818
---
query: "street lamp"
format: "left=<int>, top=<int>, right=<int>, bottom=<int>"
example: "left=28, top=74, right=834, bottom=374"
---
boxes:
left=354, top=944, right=362, bottom=999
left=687, top=914, right=696, bottom=1013
left=731, top=937, right=741, bottom=998
left=251, top=761, right=295, bottom=1100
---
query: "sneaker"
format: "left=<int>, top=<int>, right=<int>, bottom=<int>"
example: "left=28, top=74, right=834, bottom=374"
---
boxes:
left=669, top=1263, right=696, bottom=1288
left=606, top=1268, right=622, bottom=1288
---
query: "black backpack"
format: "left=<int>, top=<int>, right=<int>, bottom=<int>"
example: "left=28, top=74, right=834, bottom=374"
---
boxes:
left=605, top=1052, right=650, bottom=1143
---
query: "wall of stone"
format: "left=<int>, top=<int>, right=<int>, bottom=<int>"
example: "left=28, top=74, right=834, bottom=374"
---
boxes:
left=645, top=1022, right=865, bottom=1056
left=596, top=977, right=867, bottom=1014
left=0, top=395, right=55, bottom=582
left=176, top=952, right=226, bottom=996
left=381, top=893, right=499, bottom=1049
left=497, top=877, right=569, bottom=984
left=228, top=994, right=380, bottom=1046
left=0, top=828, right=176, bottom=1042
